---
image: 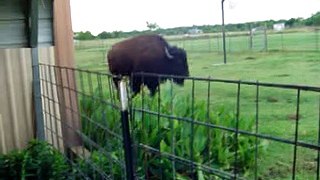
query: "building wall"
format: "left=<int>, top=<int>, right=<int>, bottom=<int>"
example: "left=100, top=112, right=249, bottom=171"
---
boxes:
left=0, top=48, right=33, bottom=153
left=0, top=0, right=55, bottom=153
left=0, top=47, right=63, bottom=153
left=0, top=0, right=53, bottom=48
left=273, top=23, right=285, bottom=31
left=0, top=0, right=78, bottom=154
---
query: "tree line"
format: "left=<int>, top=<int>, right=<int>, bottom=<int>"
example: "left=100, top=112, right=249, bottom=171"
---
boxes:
left=74, top=11, right=320, bottom=40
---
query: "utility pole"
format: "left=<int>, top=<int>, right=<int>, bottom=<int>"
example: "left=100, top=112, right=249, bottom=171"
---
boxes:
left=221, top=0, right=227, bottom=64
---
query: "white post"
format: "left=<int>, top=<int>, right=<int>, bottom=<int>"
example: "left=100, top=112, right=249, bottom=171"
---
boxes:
left=119, top=80, right=128, bottom=111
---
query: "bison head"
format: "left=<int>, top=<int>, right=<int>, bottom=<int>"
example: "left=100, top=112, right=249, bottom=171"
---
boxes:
left=165, top=46, right=189, bottom=85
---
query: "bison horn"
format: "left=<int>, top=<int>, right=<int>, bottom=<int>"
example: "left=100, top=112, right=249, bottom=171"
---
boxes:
left=165, top=47, right=174, bottom=59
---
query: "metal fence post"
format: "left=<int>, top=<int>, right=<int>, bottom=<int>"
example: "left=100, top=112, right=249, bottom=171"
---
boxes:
left=119, top=80, right=135, bottom=180
left=249, top=25, right=253, bottom=50
left=316, top=28, right=319, bottom=51
left=221, top=0, right=227, bottom=64
left=30, top=0, right=45, bottom=140
left=264, top=26, right=268, bottom=52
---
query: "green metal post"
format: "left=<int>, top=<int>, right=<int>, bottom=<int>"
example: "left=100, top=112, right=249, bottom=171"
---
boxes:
left=30, top=0, right=45, bottom=140
left=221, top=0, right=227, bottom=64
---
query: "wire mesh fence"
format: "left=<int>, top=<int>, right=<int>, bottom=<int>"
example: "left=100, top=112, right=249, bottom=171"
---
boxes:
left=167, top=27, right=320, bottom=53
left=39, top=64, right=320, bottom=179
left=39, top=63, right=127, bottom=179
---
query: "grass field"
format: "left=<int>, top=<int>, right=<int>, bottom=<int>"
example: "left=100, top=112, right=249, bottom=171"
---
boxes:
left=73, top=28, right=320, bottom=179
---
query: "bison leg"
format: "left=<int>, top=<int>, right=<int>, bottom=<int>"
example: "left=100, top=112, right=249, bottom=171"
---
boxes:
left=130, top=77, right=142, bottom=96
left=112, top=77, right=120, bottom=89
left=146, top=81, right=159, bottom=96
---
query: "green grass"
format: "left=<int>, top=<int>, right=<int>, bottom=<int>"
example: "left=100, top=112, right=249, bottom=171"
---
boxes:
left=74, top=28, right=320, bottom=179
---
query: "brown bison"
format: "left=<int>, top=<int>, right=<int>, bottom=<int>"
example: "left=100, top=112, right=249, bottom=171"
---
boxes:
left=107, top=34, right=189, bottom=96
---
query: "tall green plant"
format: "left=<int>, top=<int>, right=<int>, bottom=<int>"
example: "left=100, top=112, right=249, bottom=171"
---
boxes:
left=0, top=140, right=70, bottom=179
left=79, top=81, right=267, bottom=179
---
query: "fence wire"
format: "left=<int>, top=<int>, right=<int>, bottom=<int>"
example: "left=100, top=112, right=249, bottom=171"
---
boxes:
left=39, top=64, right=320, bottom=179
left=74, top=27, right=320, bottom=58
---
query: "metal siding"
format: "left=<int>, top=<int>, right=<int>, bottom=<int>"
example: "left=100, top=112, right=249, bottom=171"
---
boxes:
left=0, top=20, right=28, bottom=48
left=39, top=0, right=53, bottom=18
left=0, top=48, right=33, bottom=152
left=39, top=19, right=53, bottom=46
left=0, top=0, right=53, bottom=48
left=0, top=47, right=63, bottom=153
left=39, top=0, right=54, bottom=46
left=39, top=47, right=65, bottom=152
left=0, top=0, right=27, bottom=48
left=0, top=0, right=26, bottom=19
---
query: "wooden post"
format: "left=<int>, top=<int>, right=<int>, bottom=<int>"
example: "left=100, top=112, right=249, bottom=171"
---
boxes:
left=53, top=0, right=82, bottom=149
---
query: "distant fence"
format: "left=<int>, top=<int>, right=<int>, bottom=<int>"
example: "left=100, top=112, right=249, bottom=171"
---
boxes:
left=168, top=27, right=320, bottom=53
left=39, top=63, right=320, bottom=179
left=74, top=27, right=320, bottom=62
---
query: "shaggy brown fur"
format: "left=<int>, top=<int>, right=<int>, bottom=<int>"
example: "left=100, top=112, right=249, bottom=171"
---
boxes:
left=107, top=34, right=189, bottom=95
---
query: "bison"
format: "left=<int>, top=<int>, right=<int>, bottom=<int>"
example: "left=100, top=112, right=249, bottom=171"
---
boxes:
left=107, top=34, right=189, bottom=96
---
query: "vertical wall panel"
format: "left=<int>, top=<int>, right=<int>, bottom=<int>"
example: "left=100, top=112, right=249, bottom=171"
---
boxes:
left=0, top=47, right=63, bottom=153
left=0, top=48, right=33, bottom=152
left=54, top=0, right=82, bottom=149
left=39, top=47, right=64, bottom=152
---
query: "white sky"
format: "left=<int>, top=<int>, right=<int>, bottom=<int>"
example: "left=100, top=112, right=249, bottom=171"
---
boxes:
left=70, top=0, right=320, bottom=35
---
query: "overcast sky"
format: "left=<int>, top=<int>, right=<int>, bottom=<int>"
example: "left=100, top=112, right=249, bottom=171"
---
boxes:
left=70, top=0, right=320, bottom=35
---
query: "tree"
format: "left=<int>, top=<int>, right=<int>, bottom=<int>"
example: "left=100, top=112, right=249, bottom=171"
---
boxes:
left=285, top=18, right=297, bottom=27
left=146, top=21, right=159, bottom=31
left=97, top=31, right=112, bottom=39
left=305, top=11, right=320, bottom=26
left=74, top=31, right=95, bottom=40
left=111, top=31, right=122, bottom=38
left=312, top=12, right=320, bottom=26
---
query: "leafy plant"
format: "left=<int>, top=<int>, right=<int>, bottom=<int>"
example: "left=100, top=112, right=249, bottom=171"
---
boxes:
left=0, top=140, right=71, bottom=179
left=73, top=150, right=125, bottom=179
left=78, top=81, right=268, bottom=179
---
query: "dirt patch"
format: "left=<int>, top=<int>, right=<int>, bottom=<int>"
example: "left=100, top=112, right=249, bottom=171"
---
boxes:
left=287, top=114, right=302, bottom=120
left=268, top=49, right=282, bottom=53
left=259, top=161, right=290, bottom=179
left=260, top=160, right=318, bottom=179
left=202, top=66, right=209, bottom=69
left=274, top=74, right=290, bottom=77
left=245, top=56, right=256, bottom=60
left=267, top=96, right=279, bottom=103
left=302, top=161, right=317, bottom=171
left=286, top=98, right=294, bottom=103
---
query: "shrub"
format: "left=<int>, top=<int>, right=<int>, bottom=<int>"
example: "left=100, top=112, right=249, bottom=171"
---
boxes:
left=0, top=140, right=71, bottom=179
left=79, top=81, right=267, bottom=179
left=73, top=150, right=125, bottom=179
